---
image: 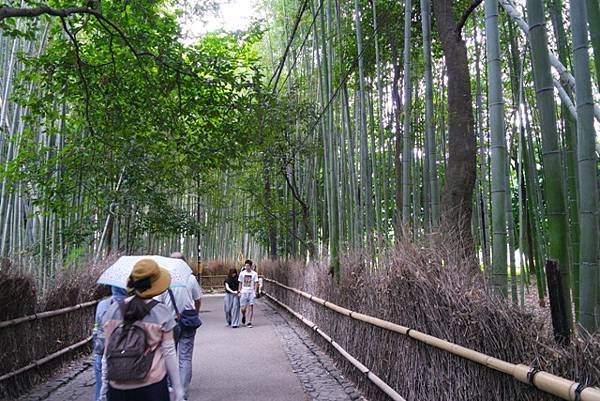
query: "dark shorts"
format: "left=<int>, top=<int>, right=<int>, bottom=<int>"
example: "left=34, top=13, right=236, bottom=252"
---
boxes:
left=108, top=376, right=169, bottom=401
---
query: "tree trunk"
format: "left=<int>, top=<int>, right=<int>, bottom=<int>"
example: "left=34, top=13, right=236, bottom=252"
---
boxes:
left=432, top=0, right=477, bottom=256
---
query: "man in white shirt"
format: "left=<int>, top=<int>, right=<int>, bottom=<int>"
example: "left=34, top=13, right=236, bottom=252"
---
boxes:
left=238, top=259, right=259, bottom=328
left=157, top=252, right=202, bottom=401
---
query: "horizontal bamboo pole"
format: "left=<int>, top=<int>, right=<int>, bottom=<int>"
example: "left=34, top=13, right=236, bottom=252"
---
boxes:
left=264, top=278, right=600, bottom=401
left=0, top=300, right=98, bottom=330
left=0, top=336, right=92, bottom=383
left=264, top=292, right=406, bottom=401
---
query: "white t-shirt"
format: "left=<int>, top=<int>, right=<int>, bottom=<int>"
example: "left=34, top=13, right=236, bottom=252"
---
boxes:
left=238, top=270, right=258, bottom=294
left=156, top=274, right=202, bottom=318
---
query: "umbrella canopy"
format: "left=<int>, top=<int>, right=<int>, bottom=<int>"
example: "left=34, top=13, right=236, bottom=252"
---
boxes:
left=97, top=255, right=193, bottom=290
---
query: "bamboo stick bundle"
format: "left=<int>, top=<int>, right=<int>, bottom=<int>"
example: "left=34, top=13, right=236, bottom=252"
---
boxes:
left=264, top=278, right=600, bottom=401
left=266, top=290, right=406, bottom=401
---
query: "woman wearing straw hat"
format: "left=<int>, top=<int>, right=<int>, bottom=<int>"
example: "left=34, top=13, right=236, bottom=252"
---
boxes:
left=99, top=259, right=184, bottom=401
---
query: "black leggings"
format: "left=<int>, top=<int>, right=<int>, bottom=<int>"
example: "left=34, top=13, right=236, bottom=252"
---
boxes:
left=107, top=376, right=169, bottom=401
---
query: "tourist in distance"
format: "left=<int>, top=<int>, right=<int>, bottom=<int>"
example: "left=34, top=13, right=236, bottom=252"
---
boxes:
left=239, top=259, right=259, bottom=328
left=100, top=259, right=184, bottom=401
left=155, top=252, right=202, bottom=401
left=93, top=286, right=128, bottom=401
left=224, top=267, right=241, bottom=328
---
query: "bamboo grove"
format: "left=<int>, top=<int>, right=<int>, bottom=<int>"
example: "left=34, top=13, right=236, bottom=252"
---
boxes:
left=0, top=0, right=267, bottom=285
left=0, top=0, right=599, bottom=335
left=244, top=0, right=600, bottom=335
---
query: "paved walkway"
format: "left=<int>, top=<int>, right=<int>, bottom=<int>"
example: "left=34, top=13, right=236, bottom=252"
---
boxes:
left=192, top=295, right=308, bottom=401
left=18, top=296, right=365, bottom=401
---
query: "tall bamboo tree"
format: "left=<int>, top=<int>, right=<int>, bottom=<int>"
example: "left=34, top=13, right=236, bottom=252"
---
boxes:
left=569, top=0, right=600, bottom=333
left=586, top=0, right=600, bottom=85
left=420, top=0, right=439, bottom=230
left=353, top=0, right=374, bottom=249
left=526, top=0, right=573, bottom=327
left=401, top=0, right=412, bottom=228
left=485, top=0, right=508, bottom=295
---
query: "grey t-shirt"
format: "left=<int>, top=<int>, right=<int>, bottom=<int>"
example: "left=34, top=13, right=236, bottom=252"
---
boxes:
left=156, top=274, right=202, bottom=318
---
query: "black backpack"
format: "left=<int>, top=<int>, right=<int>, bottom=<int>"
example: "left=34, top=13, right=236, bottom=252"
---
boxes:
left=105, top=300, right=158, bottom=382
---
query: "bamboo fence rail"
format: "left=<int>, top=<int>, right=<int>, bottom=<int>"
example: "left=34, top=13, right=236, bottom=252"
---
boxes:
left=264, top=292, right=406, bottom=401
left=0, top=336, right=92, bottom=383
left=0, top=300, right=98, bottom=330
left=264, top=278, right=600, bottom=401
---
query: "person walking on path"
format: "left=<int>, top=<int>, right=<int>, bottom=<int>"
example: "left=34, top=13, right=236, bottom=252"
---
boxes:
left=239, top=259, right=259, bottom=328
left=100, top=259, right=184, bottom=401
left=156, top=252, right=202, bottom=401
left=224, top=268, right=241, bottom=328
left=93, top=286, right=128, bottom=401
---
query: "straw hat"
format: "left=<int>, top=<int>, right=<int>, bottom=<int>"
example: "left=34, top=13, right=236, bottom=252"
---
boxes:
left=127, top=259, right=171, bottom=298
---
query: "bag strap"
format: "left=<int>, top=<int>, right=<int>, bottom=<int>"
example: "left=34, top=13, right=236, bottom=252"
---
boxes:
left=167, top=289, right=180, bottom=319
left=118, top=298, right=159, bottom=324
left=118, top=300, right=127, bottom=318
left=146, top=299, right=159, bottom=312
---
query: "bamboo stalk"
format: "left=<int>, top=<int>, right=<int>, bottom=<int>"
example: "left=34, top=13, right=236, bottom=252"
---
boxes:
left=569, top=0, right=600, bottom=333
left=264, top=278, right=600, bottom=401
left=401, top=0, right=413, bottom=228
left=485, top=0, right=508, bottom=296
left=420, top=0, right=439, bottom=230
left=0, top=300, right=98, bottom=329
left=526, top=0, right=573, bottom=328
left=498, top=0, right=600, bottom=123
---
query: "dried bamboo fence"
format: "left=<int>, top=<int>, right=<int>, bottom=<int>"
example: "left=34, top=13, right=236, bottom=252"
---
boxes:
left=266, top=291, right=407, bottom=401
left=264, top=278, right=600, bottom=401
left=0, top=300, right=98, bottom=329
left=200, top=275, right=227, bottom=292
left=0, top=300, right=97, bottom=398
left=261, top=251, right=600, bottom=401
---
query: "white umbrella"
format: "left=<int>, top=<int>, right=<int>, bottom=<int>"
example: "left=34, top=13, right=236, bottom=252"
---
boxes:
left=97, top=255, right=192, bottom=289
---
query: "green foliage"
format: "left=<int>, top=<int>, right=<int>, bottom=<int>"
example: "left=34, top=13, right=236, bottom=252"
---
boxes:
left=2, top=0, right=268, bottom=252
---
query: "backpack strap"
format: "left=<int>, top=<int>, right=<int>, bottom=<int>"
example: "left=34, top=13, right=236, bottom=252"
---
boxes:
left=118, top=298, right=159, bottom=324
left=118, top=300, right=127, bottom=318
left=146, top=299, right=159, bottom=313
left=167, top=289, right=180, bottom=319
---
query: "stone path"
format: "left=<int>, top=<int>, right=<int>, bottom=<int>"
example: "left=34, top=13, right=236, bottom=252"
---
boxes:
left=16, top=295, right=366, bottom=401
left=262, top=301, right=366, bottom=401
left=17, top=360, right=95, bottom=401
